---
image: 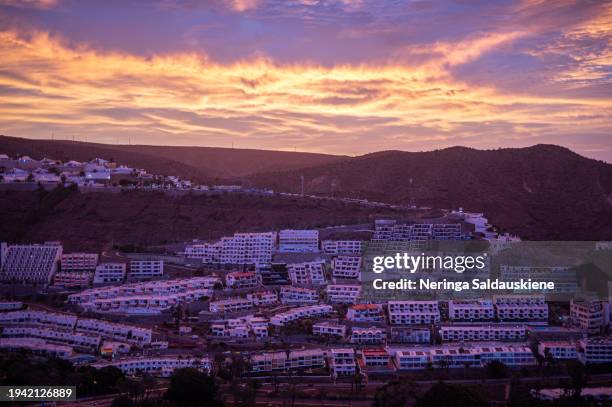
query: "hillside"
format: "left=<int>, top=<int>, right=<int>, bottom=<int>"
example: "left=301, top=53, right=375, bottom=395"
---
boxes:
left=0, top=187, right=412, bottom=251
left=248, top=145, right=612, bottom=240
left=0, top=135, right=345, bottom=180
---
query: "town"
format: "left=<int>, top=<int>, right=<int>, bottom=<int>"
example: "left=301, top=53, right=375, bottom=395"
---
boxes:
left=0, top=152, right=611, bottom=405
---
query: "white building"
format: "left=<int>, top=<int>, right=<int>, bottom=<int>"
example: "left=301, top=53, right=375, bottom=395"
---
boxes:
left=394, top=349, right=430, bottom=370
left=1, top=326, right=101, bottom=352
left=61, top=253, right=99, bottom=272
left=288, top=261, right=326, bottom=285
left=76, top=318, right=152, bottom=345
left=210, top=315, right=269, bottom=339
left=0, top=243, right=62, bottom=284
left=493, top=295, right=548, bottom=323
left=351, top=326, right=386, bottom=344
left=570, top=300, right=610, bottom=335
left=246, top=291, right=278, bottom=306
left=578, top=337, right=612, bottom=364
left=326, top=284, right=361, bottom=304
left=53, top=271, right=92, bottom=288
left=226, top=271, right=261, bottom=289
left=270, top=305, right=333, bottom=326
left=219, top=232, right=277, bottom=265
left=279, top=229, right=319, bottom=253
left=279, top=286, right=318, bottom=304
left=440, top=325, right=526, bottom=342
left=322, top=240, right=363, bottom=255
left=347, top=303, right=384, bottom=322
left=129, top=259, right=164, bottom=280
left=93, top=263, right=127, bottom=284
left=538, top=341, right=578, bottom=360
left=209, top=298, right=253, bottom=313
left=388, top=301, right=440, bottom=325
left=0, top=338, right=73, bottom=359
left=312, top=322, right=346, bottom=337
left=0, top=301, right=22, bottom=311
left=93, top=357, right=212, bottom=377
left=330, top=348, right=356, bottom=377
left=448, top=299, right=495, bottom=321
left=332, top=256, right=362, bottom=280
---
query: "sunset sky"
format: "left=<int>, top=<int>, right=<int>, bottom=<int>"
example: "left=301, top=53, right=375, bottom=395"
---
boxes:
left=0, top=0, right=610, bottom=161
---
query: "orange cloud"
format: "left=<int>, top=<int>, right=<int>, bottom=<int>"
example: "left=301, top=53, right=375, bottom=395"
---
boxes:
left=0, top=29, right=609, bottom=157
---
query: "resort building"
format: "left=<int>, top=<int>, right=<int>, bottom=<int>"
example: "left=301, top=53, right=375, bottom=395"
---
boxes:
left=278, top=229, right=319, bottom=253
left=388, top=301, right=440, bottom=325
left=347, top=303, right=384, bottom=322
left=326, top=284, right=361, bottom=304
left=0, top=243, right=62, bottom=284
left=288, top=261, right=326, bottom=285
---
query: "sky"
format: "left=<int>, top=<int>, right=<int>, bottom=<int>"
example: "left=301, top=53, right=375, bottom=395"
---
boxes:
left=0, top=0, right=610, bottom=161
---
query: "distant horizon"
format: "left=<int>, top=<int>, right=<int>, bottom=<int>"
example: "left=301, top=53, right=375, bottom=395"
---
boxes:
left=0, top=1, right=610, bottom=162
left=2, top=134, right=610, bottom=164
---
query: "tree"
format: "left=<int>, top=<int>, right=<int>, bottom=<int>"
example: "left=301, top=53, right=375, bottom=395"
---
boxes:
left=485, top=360, right=508, bottom=379
left=165, top=368, right=222, bottom=407
left=416, top=382, right=488, bottom=407
left=373, top=380, right=417, bottom=407
left=566, top=360, right=588, bottom=399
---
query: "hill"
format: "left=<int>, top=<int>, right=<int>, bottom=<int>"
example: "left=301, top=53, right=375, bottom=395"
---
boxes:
left=248, top=145, right=612, bottom=240
left=0, top=135, right=345, bottom=181
left=0, top=187, right=413, bottom=251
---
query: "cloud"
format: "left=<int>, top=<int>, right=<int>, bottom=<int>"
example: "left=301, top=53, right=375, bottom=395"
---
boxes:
left=0, top=17, right=610, bottom=161
left=0, top=0, right=58, bottom=9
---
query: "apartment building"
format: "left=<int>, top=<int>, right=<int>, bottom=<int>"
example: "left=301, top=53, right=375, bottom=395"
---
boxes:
left=0, top=301, right=22, bottom=311
left=389, top=327, right=431, bottom=344
left=288, top=261, right=326, bottom=285
left=251, top=351, right=288, bottom=372
left=0, top=310, right=77, bottom=330
left=251, top=349, right=325, bottom=372
left=209, top=298, right=253, bottom=313
left=60, top=253, right=99, bottom=272
left=0, top=243, right=62, bottom=284
left=93, top=262, right=127, bottom=284
left=312, top=322, right=346, bottom=337
left=69, top=277, right=219, bottom=304
left=0, top=241, right=7, bottom=269
left=279, top=229, right=319, bottom=253
left=219, top=232, right=277, bottom=265
left=440, top=325, right=526, bottom=342
left=326, top=284, right=361, bottom=304
left=448, top=299, right=494, bottom=321
left=392, top=344, right=537, bottom=370
left=351, top=326, right=386, bottom=344
left=246, top=291, right=278, bottom=306
left=128, top=259, right=164, bottom=280
left=360, top=349, right=392, bottom=371
left=79, top=290, right=210, bottom=315
left=0, top=338, right=73, bottom=359
left=280, top=286, right=319, bottom=304
left=578, top=337, right=612, bottom=364
left=388, top=301, right=440, bottom=325
left=332, top=256, right=362, bottom=280
left=493, top=295, right=549, bottom=322
left=286, top=348, right=326, bottom=370
left=394, top=349, right=430, bottom=370
left=1, top=326, right=101, bottom=352
left=570, top=300, right=610, bottom=335
left=210, top=315, right=269, bottom=338
left=330, top=348, right=356, bottom=377
left=256, top=263, right=289, bottom=285
left=93, top=357, right=212, bottom=377
left=373, top=220, right=463, bottom=242
left=538, top=341, right=578, bottom=360
left=75, top=318, right=151, bottom=345
left=53, top=271, right=92, bottom=288
left=479, top=344, right=536, bottom=367
left=347, top=303, right=384, bottom=322
left=322, top=240, right=363, bottom=255
left=76, top=318, right=152, bottom=345
left=270, top=304, right=333, bottom=326
left=226, top=271, right=261, bottom=289
left=184, top=242, right=222, bottom=263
